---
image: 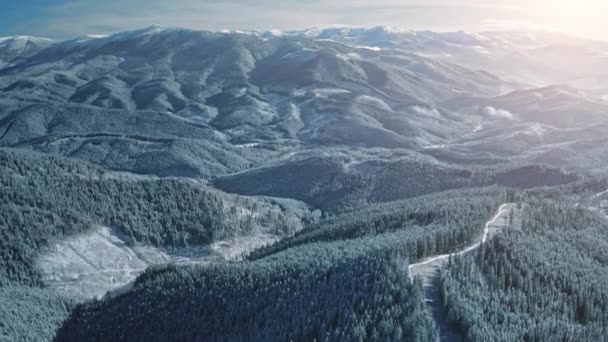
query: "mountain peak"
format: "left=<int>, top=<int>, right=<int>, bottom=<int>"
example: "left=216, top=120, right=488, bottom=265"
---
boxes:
left=0, top=36, right=53, bottom=44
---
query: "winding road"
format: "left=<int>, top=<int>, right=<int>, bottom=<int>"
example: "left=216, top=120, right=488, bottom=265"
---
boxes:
left=408, top=203, right=519, bottom=341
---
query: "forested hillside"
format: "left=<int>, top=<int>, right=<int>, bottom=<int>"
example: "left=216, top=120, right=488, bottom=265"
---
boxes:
left=0, top=148, right=309, bottom=285
left=0, top=284, right=73, bottom=342
left=57, top=241, right=437, bottom=342
left=0, top=148, right=310, bottom=341
left=54, top=187, right=512, bottom=341
left=216, top=153, right=573, bottom=210
left=439, top=197, right=608, bottom=341
left=249, top=188, right=506, bottom=260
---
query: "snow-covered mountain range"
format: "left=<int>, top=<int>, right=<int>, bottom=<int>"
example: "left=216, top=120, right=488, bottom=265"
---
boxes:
left=1, top=26, right=607, bottom=190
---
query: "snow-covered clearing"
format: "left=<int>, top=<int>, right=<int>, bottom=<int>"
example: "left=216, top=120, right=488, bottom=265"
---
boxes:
left=38, top=225, right=280, bottom=300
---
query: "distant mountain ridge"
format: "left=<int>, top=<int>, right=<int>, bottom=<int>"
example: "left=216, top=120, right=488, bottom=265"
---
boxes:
left=0, top=26, right=507, bottom=180
left=1, top=25, right=607, bottom=201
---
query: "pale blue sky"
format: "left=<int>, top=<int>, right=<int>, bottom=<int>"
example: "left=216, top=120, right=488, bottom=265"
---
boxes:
left=1, top=0, right=606, bottom=40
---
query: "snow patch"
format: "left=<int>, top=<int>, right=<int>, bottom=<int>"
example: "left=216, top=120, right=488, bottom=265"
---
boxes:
left=471, top=45, right=491, bottom=54
left=526, top=123, right=547, bottom=136
left=73, top=34, right=109, bottom=43
left=293, top=88, right=309, bottom=97
left=300, top=109, right=336, bottom=139
left=355, top=45, right=382, bottom=51
left=423, top=143, right=446, bottom=149
left=411, top=105, right=441, bottom=118
left=234, top=142, right=260, bottom=148
left=378, top=26, right=408, bottom=34
left=233, top=87, right=248, bottom=98
left=267, top=29, right=284, bottom=36
left=286, top=103, right=303, bottom=123
left=281, top=48, right=318, bottom=61
left=0, top=36, right=53, bottom=44
left=313, top=88, right=351, bottom=98
left=356, top=95, right=392, bottom=111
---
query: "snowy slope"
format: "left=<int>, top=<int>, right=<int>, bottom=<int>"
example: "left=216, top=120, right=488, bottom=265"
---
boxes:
left=1, top=26, right=607, bottom=178
left=0, top=36, right=53, bottom=68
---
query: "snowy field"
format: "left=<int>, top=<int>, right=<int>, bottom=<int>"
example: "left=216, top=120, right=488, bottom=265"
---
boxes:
left=38, top=225, right=280, bottom=300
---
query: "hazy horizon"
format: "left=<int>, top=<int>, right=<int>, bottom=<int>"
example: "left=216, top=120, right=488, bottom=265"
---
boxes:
left=2, top=0, right=607, bottom=41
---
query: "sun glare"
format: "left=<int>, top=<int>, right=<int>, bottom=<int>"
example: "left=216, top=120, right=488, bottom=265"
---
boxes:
left=536, top=0, right=607, bottom=36
left=550, top=0, right=608, bottom=16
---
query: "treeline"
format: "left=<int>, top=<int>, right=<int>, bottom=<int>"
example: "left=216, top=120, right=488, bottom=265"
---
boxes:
left=56, top=239, right=437, bottom=342
left=438, top=196, right=608, bottom=341
left=249, top=187, right=507, bottom=261
left=0, top=148, right=303, bottom=285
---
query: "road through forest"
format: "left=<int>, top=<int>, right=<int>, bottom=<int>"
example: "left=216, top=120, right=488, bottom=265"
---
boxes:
left=409, top=203, right=519, bottom=342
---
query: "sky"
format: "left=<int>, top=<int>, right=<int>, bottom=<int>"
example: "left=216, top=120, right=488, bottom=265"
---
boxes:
left=1, top=0, right=607, bottom=41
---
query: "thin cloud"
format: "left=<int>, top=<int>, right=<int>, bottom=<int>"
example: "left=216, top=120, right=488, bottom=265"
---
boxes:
left=484, top=106, right=516, bottom=120
left=3, top=0, right=608, bottom=41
